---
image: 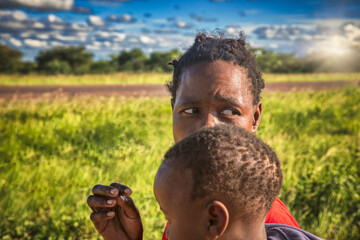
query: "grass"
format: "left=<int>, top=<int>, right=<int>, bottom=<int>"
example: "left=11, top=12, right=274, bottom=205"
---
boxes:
left=0, top=87, right=359, bottom=239
left=0, top=72, right=359, bottom=85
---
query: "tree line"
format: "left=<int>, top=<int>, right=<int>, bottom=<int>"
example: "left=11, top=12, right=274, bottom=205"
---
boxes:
left=1, top=44, right=359, bottom=74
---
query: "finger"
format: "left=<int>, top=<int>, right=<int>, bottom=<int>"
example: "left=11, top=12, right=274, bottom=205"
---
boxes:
left=92, top=184, right=119, bottom=197
left=87, top=195, right=117, bottom=209
left=116, top=196, right=140, bottom=219
left=90, top=211, right=116, bottom=223
left=110, top=183, right=132, bottom=196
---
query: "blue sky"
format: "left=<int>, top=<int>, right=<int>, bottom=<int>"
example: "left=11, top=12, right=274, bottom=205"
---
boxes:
left=0, top=0, right=359, bottom=60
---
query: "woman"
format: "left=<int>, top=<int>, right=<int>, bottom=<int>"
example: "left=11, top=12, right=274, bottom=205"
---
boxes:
left=87, top=33, right=299, bottom=240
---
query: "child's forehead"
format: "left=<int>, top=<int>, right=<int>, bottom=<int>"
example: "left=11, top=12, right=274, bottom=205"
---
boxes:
left=155, top=164, right=193, bottom=193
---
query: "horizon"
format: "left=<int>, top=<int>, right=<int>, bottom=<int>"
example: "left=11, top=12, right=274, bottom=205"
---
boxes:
left=0, top=0, right=359, bottom=61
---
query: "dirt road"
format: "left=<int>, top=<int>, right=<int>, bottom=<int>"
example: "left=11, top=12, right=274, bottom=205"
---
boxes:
left=0, top=81, right=358, bottom=99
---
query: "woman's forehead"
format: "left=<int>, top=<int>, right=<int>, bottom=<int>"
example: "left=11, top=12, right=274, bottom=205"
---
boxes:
left=176, top=61, right=253, bottom=106
left=180, top=61, right=250, bottom=92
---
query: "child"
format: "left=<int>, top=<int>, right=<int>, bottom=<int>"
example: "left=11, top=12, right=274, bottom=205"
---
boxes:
left=154, top=125, right=323, bottom=240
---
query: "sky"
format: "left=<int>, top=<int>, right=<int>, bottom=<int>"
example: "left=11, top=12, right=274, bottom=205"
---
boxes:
left=0, top=0, right=359, bottom=61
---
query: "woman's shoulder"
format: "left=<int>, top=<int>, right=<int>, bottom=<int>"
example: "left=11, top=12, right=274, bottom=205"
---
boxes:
left=266, top=224, right=324, bottom=240
left=266, top=197, right=300, bottom=228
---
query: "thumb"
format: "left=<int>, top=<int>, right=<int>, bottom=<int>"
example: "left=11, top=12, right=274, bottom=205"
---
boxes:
left=116, top=196, right=140, bottom=219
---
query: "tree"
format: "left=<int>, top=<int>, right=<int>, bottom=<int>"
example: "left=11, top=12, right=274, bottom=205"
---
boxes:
left=41, top=59, right=71, bottom=75
left=90, top=60, right=117, bottom=74
left=18, top=61, right=37, bottom=74
left=117, top=48, right=147, bottom=72
left=146, top=49, right=181, bottom=72
left=36, top=46, right=93, bottom=74
left=0, top=45, right=22, bottom=73
left=253, top=48, right=304, bottom=73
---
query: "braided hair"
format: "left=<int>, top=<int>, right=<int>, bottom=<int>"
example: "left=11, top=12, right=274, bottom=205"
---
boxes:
left=166, top=32, right=264, bottom=105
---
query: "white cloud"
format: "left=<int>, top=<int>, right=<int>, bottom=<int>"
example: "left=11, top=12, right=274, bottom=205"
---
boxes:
left=87, top=15, right=105, bottom=26
left=0, top=33, right=11, bottom=38
left=107, top=14, right=136, bottom=23
left=20, top=32, right=33, bottom=38
left=295, top=35, right=352, bottom=56
left=96, top=31, right=110, bottom=38
left=9, top=38, right=22, bottom=47
left=0, top=21, right=26, bottom=29
left=103, top=41, right=111, bottom=47
left=139, top=35, right=156, bottom=45
left=0, top=10, right=28, bottom=29
left=49, top=41, right=64, bottom=47
left=0, top=0, right=73, bottom=11
left=94, top=41, right=102, bottom=47
left=112, top=32, right=126, bottom=42
left=269, top=43, right=278, bottom=49
left=253, top=25, right=303, bottom=40
left=226, top=27, right=237, bottom=35
left=54, top=33, right=86, bottom=42
left=70, top=22, right=90, bottom=31
left=44, top=14, right=64, bottom=24
left=36, top=33, right=49, bottom=40
left=93, top=31, right=127, bottom=43
left=24, top=39, right=48, bottom=48
left=33, top=22, right=45, bottom=29
left=127, top=37, right=138, bottom=43
left=342, top=22, right=360, bottom=44
left=175, top=21, right=193, bottom=29
left=0, top=10, right=27, bottom=21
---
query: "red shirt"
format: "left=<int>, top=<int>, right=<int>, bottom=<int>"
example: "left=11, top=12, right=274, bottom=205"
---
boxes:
left=161, top=197, right=299, bottom=240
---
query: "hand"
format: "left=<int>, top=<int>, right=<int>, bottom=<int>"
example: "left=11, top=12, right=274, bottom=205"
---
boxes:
left=87, top=183, right=143, bottom=240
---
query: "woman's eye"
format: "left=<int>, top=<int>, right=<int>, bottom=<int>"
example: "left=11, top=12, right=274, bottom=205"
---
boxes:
left=221, top=109, right=240, bottom=116
left=183, top=108, right=199, bottom=114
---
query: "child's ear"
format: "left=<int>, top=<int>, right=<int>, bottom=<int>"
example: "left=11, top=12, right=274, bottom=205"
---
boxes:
left=205, top=200, right=229, bottom=239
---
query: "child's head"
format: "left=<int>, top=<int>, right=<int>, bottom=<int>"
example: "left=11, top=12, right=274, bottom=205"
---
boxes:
left=154, top=124, right=282, bottom=240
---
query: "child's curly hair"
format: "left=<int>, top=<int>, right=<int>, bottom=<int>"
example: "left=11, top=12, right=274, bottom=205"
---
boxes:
left=163, top=124, right=282, bottom=218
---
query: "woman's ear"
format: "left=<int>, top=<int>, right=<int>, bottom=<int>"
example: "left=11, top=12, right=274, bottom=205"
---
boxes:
left=205, top=201, right=229, bottom=239
left=252, top=102, right=262, bottom=133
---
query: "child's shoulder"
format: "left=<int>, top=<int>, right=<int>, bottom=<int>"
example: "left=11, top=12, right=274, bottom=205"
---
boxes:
left=265, top=224, right=324, bottom=240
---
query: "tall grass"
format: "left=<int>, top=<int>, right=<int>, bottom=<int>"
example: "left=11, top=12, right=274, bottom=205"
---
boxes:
left=0, top=88, right=359, bottom=239
left=259, top=88, right=360, bottom=239
left=0, top=72, right=359, bottom=85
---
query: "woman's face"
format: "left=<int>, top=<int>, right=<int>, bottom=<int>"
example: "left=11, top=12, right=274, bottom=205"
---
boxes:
left=172, top=60, right=262, bottom=143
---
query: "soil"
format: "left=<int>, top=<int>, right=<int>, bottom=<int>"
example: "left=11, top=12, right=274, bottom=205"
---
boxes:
left=0, top=81, right=358, bottom=99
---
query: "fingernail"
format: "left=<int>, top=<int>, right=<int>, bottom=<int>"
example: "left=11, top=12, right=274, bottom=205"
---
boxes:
left=107, top=200, right=114, bottom=205
left=124, top=189, right=131, bottom=195
left=110, top=188, right=118, bottom=195
left=107, top=211, right=115, bottom=217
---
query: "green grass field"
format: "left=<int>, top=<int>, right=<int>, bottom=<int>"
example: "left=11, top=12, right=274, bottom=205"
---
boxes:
left=0, top=72, right=360, bottom=85
left=0, top=87, right=359, bottom=239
